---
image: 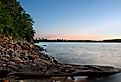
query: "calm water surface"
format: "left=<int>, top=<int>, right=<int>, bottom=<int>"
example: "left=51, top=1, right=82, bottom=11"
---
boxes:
left=37, top=42, right=121, bottom=82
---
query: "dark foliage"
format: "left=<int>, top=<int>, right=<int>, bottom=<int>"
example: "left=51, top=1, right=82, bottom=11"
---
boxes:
left=0, top=0, right=35, bottom=42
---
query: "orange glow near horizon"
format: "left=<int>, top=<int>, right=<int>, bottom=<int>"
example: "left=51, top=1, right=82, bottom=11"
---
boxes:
left=34, top=34, right=118, bottom=40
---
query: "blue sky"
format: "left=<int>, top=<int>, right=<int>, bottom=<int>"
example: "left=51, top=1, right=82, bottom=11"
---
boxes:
left=20, top=0, right=121, bottom=40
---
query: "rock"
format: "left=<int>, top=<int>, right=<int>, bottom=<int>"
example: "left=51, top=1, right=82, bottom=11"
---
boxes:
left=16, top=42, right=22, bottom=46
left=53, top=59, right=58, bottom=64
left=10, top=57, right=24, bottom=64
left=27, top=55, right=38, bottom=60
left=7, top=50, right=13, bottom=57
left=8, top=61, right=16, bottom=65
left=3, top=79, right=9, bottom=82
left=13, top=44, right=22, bottom=51
left=34, top=45, right=44, bottom=51
left=21, top=43, right=30, bottom=50
left=0, top=46, right=3, bottom=50
left=27, top=55, right=33, bottom=60
left=1, top=57, right=9, bottom=62
left=23, top=50, right=29, bottom=57
left=2, top=55, right=10, bottom=59
left=2, top=48, right=6, bottom=52
left=8, top=65, right=18, bottom=71
left=0, top=35, right=61, bottom=78
left=15, top=57, right=24, bottom=62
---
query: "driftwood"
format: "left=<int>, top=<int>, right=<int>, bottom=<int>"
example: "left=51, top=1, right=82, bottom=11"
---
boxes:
left=5, top=64, right=121, bottom=79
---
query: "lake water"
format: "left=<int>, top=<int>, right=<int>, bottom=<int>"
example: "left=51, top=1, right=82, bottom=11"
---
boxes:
left=36, top=42, right=121, bottom=82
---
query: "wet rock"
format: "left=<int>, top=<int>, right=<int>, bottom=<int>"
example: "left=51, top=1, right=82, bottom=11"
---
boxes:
left=34, top=45, right=44, bottom=51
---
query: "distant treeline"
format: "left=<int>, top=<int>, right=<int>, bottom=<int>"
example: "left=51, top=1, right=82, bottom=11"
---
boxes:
left=34, top=38, right=121, bottom=43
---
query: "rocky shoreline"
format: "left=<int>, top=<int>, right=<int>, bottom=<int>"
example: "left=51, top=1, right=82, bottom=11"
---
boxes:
left=0, top=36, right=121, bottom=82
left=0, top=36, right=59, bottom=78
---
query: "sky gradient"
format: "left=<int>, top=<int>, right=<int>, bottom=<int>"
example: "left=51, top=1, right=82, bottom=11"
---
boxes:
left=20, top=0, right=121, bottom=40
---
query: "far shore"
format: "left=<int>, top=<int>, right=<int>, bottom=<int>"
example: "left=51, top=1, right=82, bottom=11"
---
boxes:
left=34, top=39, right=121, bottom=43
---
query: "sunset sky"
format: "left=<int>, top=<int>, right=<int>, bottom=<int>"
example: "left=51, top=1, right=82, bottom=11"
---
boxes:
left=20, top=0, right=121, bottom=40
